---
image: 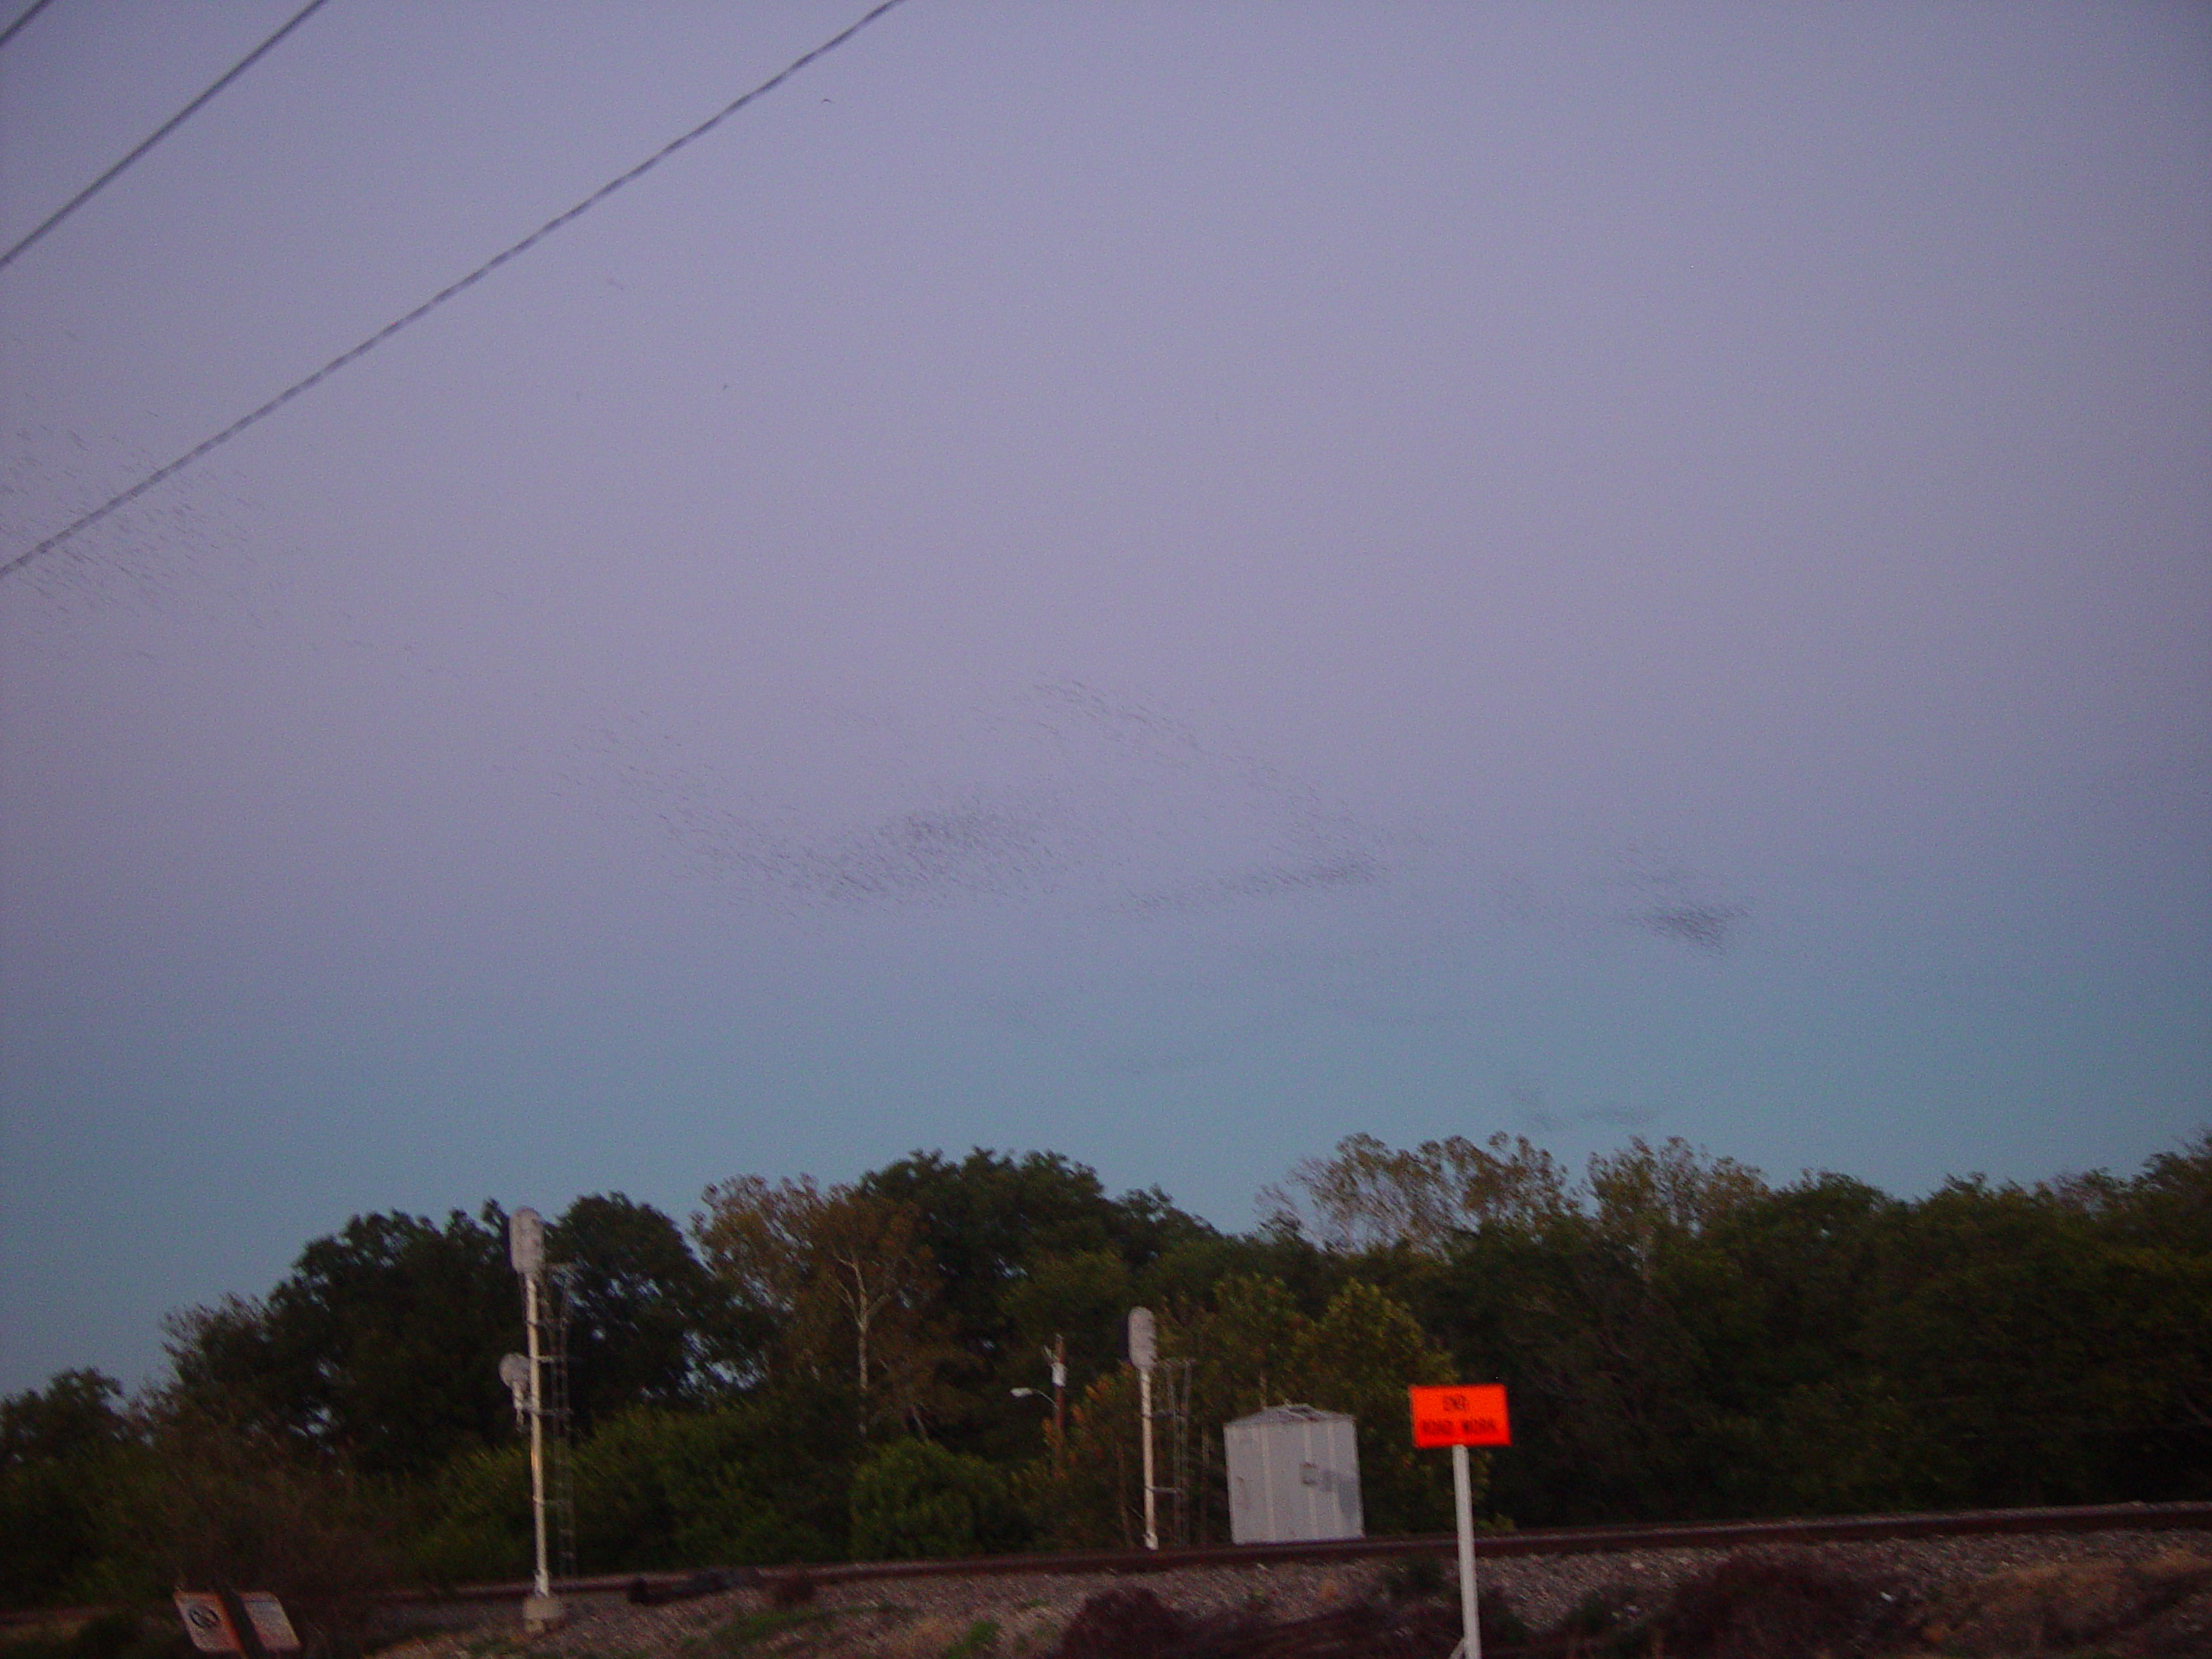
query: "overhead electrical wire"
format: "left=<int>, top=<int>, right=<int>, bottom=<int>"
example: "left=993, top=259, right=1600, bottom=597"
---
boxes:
left=0, top=0, right=912, bottom=584
left=0, top=0, right=335, bottom=273
left=0, top=0, right=57, bottom=54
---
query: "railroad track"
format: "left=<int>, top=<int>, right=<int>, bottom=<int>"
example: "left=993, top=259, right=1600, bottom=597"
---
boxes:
left=9, top=1499, right=2203, bottom=1632
left=381, top=1498, right=2212, bottom=1607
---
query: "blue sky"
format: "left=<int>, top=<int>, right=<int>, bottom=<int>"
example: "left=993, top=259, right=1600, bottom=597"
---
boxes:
left=2, top=0, right=2207, bottom=1395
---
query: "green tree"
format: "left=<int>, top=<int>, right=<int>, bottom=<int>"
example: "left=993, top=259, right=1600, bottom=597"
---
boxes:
left=548, top=1193, right=736, bottom=1429
left=996, top=1247, right=1133, bottom=1440
left=1, top=1370, right=133, bottom=1469
left=2107, top=1129, right=2212, bottom=1254
left=1407, top=1140, right=1770, bottom=1524
left=1180, top=1274, right=1308, bottom=1423
left=165, top=1206, right=517, bottom=1478
left=116, top=1411, right=397, bottom=1641
left=856, top=1148, right=1212, bottom=1367
left=1283, top=1281, right=1459, bottom=1535
left=0, top=1370, right=144, bottom=1609
left=1685, top=1173, right=1923, bottom=1516
left=1031, top=1367, right=1145, bottom=1549
left=695, top=1177, right=955, bottom=1438
left=1866, top=1174, right=2212, bottom=1507
left=1261, top=1131, right=1572, bottom=1254
left=415, top=1388, right=861, bottom=1578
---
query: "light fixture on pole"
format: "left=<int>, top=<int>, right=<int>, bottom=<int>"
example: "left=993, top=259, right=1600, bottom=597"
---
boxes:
left=1012, top=1335, right=1071, bottom=1474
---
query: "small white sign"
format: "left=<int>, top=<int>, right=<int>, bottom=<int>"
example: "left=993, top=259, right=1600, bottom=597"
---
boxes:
left=238, top=1594, right=301, bottom=1654
left=175, top=1594, right=239, bottom=1655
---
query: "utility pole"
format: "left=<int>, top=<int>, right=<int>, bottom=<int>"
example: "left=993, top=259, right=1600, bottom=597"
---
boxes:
left=1050, top=1333, right=1067, bottom=1474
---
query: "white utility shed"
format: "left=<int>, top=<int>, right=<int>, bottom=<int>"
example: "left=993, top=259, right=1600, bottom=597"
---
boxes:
left=1223, top=1403, right=1363, bottom=1543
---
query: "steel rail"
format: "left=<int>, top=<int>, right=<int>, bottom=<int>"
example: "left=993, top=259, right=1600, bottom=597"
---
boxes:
left=11, top=1500, right=2201, bottom=1629
left=363, top=1498, right=2212, bottom=1608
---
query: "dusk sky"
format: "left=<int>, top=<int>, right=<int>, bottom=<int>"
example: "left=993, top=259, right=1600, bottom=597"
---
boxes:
left=2, top=1, right=2206, bottom=1396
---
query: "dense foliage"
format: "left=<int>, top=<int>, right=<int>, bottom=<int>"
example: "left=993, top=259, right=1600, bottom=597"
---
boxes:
left=3, top=1135, right=2206, bottom=1615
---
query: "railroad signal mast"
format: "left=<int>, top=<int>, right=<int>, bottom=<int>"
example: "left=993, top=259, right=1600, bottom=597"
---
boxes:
left=1127, top=1307, right=1159, bottom=1551
left=505, top=1209, right=565, bottom=1633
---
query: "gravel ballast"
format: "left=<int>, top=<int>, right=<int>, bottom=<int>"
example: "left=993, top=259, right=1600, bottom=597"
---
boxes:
left=381, top=1524, right=2212, bottom=1658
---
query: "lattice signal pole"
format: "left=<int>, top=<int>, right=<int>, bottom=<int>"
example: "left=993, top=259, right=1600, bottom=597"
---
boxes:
left=1138, top=1356, right=1196, bottom=1547
left=545, top=1263, right=579, bottom=1580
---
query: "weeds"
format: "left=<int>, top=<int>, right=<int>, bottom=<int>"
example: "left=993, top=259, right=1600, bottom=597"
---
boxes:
left=938, top=1620, right=997, bottom=1658
left=0, top=1613, right=186, bottom=1659
left=1051, top=1589, right=1184, bottom=1659
left=1919, top=1551, right=2212, bottom=1656
left=763, top=1571, right=816, bottom=1611
left=1382, top=1556, right=1447, bottom=1602
left=692, top=1609, right=835, bottom=1656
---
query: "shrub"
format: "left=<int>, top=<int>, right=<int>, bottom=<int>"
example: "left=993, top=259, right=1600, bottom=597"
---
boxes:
left=765, top=1569, right=816, bottom=1609
left=1650, top=1548, right=1911, bottom=1659
left=1382, top=1555, right=1446, bottom=1602
left=849, top=1440, right=1019, bottom=1561
left=405, top=1445, right=528, bottom=1586
left=1051, top=1589, right=1184, bottom=1659
left=1922, top=1551, right=2212, bottom=1656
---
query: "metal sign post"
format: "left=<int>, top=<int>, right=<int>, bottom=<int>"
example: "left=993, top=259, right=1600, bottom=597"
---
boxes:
left=1452, top=1444, right=1479, bottom=1659
left=1408, top=1385, right=1511, bottom=1659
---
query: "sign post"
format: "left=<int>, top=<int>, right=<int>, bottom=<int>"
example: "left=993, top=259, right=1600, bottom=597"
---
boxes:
left=1408, top=1385, right=1510, bottom=1659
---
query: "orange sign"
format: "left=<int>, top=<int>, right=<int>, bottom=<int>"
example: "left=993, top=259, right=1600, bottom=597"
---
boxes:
left=1408, top=1384, right=1510, bottom=1447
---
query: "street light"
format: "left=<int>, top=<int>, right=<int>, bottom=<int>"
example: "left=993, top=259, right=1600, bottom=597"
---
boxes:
left=1011, top=1333, right=1069, bottom=1472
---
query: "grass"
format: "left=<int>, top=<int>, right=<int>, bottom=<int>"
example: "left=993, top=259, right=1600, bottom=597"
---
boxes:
left=1382, top=1555, right=1448, bottom=1602
left=938, top=1620, right=997, bottom=1659
left=689, top=1609, right=839, bottom=1656
left=1, top=1611, right=186, bottom=1659
left=1914, top=1551, right=2212, bottom=1657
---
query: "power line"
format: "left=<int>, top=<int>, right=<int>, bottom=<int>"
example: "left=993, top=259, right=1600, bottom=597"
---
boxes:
left=0, top=0, right=911, bottom=583
left=0, top=0, right=334, bottom=273
left=0, top=0, right=58, bottom=54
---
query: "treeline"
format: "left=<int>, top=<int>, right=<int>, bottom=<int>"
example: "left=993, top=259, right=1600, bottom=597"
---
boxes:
left=4, top=1135, right=2208, bottom=1616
